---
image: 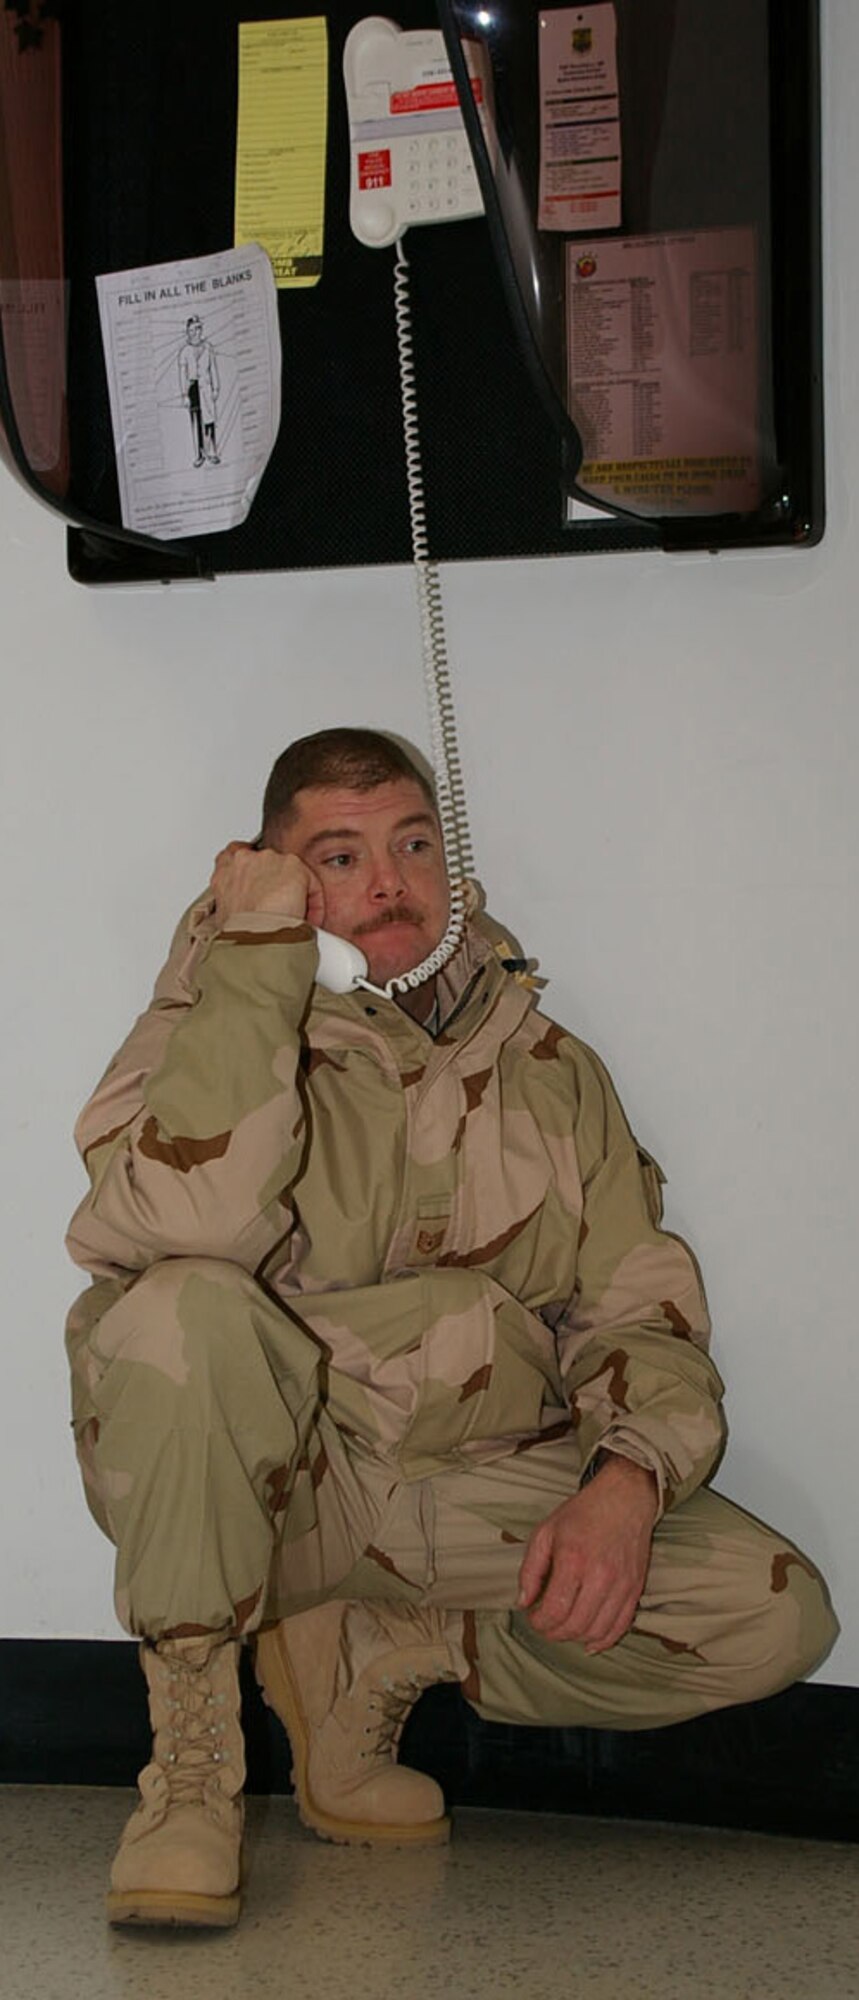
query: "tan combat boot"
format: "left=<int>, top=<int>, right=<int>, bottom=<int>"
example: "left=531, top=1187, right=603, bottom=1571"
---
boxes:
left=107, top=1633, right=245, bottom=1928
left=255, top=1600, right=465, bottom=1847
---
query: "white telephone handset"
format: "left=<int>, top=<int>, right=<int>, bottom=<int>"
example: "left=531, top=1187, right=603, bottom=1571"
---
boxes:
left=313, top=928, right=371, bottom=994
left=313, top=890, right=470, bottom=996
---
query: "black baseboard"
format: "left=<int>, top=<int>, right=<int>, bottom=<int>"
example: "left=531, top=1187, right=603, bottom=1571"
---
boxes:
left=1, top=1640, right=855, bottom=1843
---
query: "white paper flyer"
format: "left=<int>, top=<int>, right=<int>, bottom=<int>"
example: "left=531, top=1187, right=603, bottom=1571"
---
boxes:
left=566, top=226, right=761, bottom=516
left=95, top=243, right=281, bottom=541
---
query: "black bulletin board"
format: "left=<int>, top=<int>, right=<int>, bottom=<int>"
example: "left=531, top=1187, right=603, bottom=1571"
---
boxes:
left=0, top=1, right=823, bottom=582
left=62, top=0, right=582, bottom=582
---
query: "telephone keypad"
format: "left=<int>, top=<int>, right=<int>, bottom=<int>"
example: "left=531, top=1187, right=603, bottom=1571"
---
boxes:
left=395, top=131, right=481, bottom=228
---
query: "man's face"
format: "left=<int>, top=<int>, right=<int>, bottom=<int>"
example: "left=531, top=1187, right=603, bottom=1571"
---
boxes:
left=277, top=779, right=449, bottom=986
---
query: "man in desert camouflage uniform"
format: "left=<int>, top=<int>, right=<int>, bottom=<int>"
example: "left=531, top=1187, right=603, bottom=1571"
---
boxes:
left=66, top=728, right=837, bottom=1928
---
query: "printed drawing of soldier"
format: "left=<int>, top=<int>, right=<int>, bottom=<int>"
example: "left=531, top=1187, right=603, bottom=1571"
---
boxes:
left=178, top=315, right=220, bottom=467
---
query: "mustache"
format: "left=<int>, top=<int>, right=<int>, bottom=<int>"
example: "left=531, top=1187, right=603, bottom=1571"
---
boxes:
left=353, top=908, right=424, bottom=936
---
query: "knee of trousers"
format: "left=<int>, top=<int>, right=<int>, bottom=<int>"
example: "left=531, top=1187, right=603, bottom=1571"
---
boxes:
left=85, top=1257, right=316, bottom=1423
left=731, top=1546, right=839, bottom=1703
left=123, top=1255, right=265, bottom=1314
left=75, top=1259, right=326, bottom=1581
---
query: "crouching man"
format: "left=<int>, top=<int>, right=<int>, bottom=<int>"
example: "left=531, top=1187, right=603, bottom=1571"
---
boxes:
left=65, top=728, right=837, bottom=1927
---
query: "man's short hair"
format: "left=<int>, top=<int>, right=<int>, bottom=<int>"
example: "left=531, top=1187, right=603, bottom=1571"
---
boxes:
left=261, top=728, right=436, bottom=841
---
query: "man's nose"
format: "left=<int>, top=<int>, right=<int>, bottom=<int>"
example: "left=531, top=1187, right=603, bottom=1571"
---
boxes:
left=369, top=856, right=408, bottom=900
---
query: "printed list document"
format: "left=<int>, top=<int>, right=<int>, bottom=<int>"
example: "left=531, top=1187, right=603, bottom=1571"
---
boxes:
left=235, top=18, right=328, bottom=288
left=566, top=226, right=761, bottom=517
left=96, top=243, right=281, bottom=542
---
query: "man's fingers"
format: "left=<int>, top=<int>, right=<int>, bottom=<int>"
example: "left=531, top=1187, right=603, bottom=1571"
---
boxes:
left=584, top=1580, right=643, bottom=1652
left=527, top=1582, right=581, bottom=1636
left=526, top=1558, right=629, bottom=1640
left=527, top=1562, right=594, bottom=1637
left=533, top=1582, right=639, bottom=1652
left=213, top=840, right=253, bottom=867
left=517, top=1525, right=553, bottom=1609
left=304, top=865, right=326, bottom=929
left=210, top=844, right=250, bottom=885
left=522, top=1538, right=589, bottom=1633
left=209, top=847, right=314, bottom=924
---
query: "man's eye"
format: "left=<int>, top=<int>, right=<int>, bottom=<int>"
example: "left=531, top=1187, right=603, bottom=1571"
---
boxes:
left=403, top=838, right=431, bottom=855
left=322, top=853, right=354, bottom=869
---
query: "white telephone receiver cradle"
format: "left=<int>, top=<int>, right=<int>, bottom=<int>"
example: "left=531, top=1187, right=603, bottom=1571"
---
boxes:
left=344, top=17, right=489, bottom=249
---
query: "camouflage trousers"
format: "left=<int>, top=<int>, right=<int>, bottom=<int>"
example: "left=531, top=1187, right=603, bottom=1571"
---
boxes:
left=67, top=1258, right=838, bottom=1729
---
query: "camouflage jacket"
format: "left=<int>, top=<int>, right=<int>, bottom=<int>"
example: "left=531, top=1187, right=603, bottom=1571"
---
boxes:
left=66, top=897, right=725, bottom=1515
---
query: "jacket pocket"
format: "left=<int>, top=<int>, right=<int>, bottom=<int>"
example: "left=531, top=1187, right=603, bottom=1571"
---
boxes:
left=400, top=1271, right=565, bottom=1473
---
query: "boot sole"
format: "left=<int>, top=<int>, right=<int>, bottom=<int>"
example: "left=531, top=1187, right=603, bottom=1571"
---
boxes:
left=254, top=1626, right=451, bottom=1849
left=107, top=1887, right=240, bottom=1928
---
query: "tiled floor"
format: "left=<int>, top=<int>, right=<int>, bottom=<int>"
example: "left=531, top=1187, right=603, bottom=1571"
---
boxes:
left=1, top=1786, right=857, bottom=2000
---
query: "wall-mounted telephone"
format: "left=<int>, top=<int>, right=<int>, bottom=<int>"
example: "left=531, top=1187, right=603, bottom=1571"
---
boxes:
left=344, top=17, right=492, bottom=249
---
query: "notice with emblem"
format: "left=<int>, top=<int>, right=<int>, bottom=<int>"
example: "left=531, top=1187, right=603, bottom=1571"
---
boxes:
left=566, top=226, right=761, bottom=517
left=95, top=244, right=281, bottom=541
left=538, top=5, right=621, bottom=232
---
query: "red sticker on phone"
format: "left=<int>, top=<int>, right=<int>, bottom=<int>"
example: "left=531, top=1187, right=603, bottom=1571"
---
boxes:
left=389, top=78, right=483, bottom=114
left=357, top=148, right=392, bottom=190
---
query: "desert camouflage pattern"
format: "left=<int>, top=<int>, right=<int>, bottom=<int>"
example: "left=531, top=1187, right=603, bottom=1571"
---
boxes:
left=65, top=896, right=836, bottom=1721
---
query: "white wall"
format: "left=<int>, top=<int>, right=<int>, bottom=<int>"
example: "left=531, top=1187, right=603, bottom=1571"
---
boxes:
left=2, top=1, right=856, bottom=1679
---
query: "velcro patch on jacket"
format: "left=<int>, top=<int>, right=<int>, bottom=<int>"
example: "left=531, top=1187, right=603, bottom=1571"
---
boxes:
left=409, top=1195, right=453, bottom=1264
left=412, top=1223, right=449, bottom=1260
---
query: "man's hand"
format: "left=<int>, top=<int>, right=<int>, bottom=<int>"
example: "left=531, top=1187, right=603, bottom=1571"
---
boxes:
left=517, top=1455, right=658, bottom=1654
left=209, top=842, right=325, bottom=929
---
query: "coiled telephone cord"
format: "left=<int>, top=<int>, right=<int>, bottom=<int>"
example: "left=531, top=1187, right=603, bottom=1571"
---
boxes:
left=378, top=236, right=476, bottom=997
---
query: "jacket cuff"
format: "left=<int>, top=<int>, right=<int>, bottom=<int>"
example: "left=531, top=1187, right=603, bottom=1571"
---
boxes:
left=583, top=1434, right=667, bottom=1521
left=213, top=911, right=316, bottom=943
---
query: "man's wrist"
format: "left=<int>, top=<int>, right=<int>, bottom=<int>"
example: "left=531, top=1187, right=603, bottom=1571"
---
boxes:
left=592, top=1450, right=659, bottom=1512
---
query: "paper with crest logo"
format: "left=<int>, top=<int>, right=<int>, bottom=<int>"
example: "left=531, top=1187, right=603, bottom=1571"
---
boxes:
left=538, top=5, right=621, bottom=232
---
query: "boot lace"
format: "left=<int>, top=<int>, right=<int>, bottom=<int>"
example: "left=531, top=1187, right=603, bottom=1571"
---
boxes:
left=158, top=1657, right=232, bottom=1805
left=360, top=1664, right=459, bottom=1761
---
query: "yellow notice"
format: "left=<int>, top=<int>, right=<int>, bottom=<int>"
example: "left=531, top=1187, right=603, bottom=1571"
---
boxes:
left=235, top=19, right=328, bottom=289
